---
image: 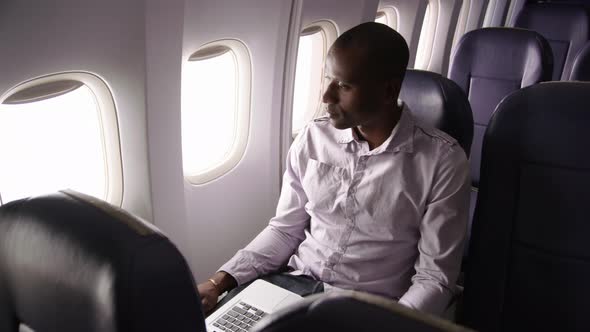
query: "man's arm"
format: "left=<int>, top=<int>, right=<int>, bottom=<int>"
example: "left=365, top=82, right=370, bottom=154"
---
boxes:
left=198, top=133, right=310, bottom=311
left=398, top=145, right=470, bottom=315
left=218, top=135, right=310, bottom=284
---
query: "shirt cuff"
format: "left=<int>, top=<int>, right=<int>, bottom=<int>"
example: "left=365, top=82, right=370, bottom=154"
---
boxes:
left=218, top=251, right=259, bottom=286
left=398, top=283, right=453, bottom=316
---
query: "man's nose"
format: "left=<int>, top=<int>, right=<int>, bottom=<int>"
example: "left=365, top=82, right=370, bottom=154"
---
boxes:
left=322, top=81, right=338, bottom=104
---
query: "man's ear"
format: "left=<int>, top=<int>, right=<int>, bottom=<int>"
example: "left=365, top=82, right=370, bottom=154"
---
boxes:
left=385, top=78, right=402, bottom=105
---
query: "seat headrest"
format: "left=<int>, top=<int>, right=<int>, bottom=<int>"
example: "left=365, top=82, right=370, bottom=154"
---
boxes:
left=0, top=191, right=205, bottom=332
left=515, top=3, right=589, bottom=80
left=483, top=81, right=590, bottom=166
left=252, top=291, right=473, bottom=332
left=449, top=27, right=553, bottom=90
left=400, top=69, right=473, bottom=156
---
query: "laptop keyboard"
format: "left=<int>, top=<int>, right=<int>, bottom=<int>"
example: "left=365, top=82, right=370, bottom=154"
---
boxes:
left=212, top=302, right=268, bottom=332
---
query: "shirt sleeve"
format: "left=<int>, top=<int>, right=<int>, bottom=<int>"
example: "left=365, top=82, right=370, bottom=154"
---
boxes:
left=398, top=144, right=470, bottom=315
left=218, top=132, right=311, bottom=286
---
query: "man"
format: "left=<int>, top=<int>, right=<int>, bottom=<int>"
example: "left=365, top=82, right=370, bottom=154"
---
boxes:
left=198, top=22, right=470, bottom=316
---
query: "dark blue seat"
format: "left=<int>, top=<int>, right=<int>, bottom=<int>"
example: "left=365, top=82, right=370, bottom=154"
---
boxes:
left=570, top=41, right=590, bottom=80
left=462, top=82, right=590, bottom=331
left=448, top=27, right=553, bottom=258
left=515, top=2, right=589, bottom=80
left=400, top=69, right=473, bottom=156
left=0, top=190, right=205, bottom=332
left=252, top=292, right=472, bottom=332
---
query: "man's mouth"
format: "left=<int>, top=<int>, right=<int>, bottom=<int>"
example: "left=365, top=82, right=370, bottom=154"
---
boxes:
left=326, top=105, right=338, bottom=115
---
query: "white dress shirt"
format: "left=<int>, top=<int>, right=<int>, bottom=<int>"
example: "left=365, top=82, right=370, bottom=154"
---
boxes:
left=219, top=103, right=470, bottom=315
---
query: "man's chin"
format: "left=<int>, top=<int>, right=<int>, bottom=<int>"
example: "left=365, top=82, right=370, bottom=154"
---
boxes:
left=328, top=118, right=350, bottom=130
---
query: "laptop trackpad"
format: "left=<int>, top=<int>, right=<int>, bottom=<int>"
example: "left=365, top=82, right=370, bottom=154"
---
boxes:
left=242, top=279, right=302, bottom=311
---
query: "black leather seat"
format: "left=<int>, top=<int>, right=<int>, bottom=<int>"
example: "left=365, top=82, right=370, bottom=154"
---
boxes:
left=462, top=82, right=590, bottom=331
left=252, top=291, right=473, bottom=332
left=570, top=41, right=590, bottom=80
left=0, top=190, right=205, bottom=332
left=400, top=69, right=474, bottom=156
left=514, top=2, right=589, bottom=81
left=448, top=27, right=553, bottom=259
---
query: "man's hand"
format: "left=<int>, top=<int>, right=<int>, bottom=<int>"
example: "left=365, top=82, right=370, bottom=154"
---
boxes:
left=197, top=271, right=238, bottom=314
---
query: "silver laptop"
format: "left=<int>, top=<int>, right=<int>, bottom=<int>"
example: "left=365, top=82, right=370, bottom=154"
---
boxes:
left=205, top=279, right=302, bottom=332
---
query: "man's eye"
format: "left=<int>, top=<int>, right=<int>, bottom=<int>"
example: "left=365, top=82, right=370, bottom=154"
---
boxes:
left=337, top=82, right=350, bottom=89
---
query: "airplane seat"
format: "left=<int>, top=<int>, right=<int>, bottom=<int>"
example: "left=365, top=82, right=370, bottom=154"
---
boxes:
left=514, top=2, right=589, bottom=80
left=462, top=82, right=590, bottom=331
left=448, top=27, right=553, bottom=264
left=251, top=291, right=473, bottom=332
left=400, top=69, right=474, bottom=157
left=570, top=40, right=590, bottom=80
left=0, top=190, right=205, bottom=332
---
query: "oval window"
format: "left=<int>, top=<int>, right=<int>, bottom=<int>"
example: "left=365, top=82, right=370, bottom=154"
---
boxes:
left=0, top=72, right=122, bottom=205
left=181, top=40, right=252, bottom=184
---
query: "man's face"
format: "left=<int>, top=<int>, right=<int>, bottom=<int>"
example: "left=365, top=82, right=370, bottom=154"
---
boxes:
left=322, top=46, right=391, bottom=130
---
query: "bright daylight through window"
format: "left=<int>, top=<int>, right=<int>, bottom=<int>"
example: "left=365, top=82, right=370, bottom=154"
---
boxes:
left=182, top=41, right=251, bottom=184
left=0, top=84, right=108, bottom=204
left=415, top=3, right=433, bottom=69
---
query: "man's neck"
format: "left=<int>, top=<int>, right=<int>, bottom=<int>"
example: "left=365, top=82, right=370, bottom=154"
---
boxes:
left=356, top=104, right=402, bottom=150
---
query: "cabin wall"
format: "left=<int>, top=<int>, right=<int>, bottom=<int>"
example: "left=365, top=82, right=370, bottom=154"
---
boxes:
left=0, top=0, right=153, bottom=220
left=301, top=0, right=380, bottom=32
left=144, top=0, right=189, bottom=254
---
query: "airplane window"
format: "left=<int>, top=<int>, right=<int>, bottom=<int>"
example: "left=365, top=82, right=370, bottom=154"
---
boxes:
left=0, top=74, right=121, bottom=205
left=415, top=3, right=434, bottom=70
left=375, top=7, right=399, bottom=31
left=182, top=40, right=251, bottom=184
left=292, top=21, right=337, bottom=136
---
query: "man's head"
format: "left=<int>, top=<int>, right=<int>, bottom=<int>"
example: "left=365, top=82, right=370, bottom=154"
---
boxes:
left=322, top=22, right=409, bottom=130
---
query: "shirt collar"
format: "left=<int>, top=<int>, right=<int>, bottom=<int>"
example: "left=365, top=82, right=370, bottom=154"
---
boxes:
left=336, top=101, right=415, bottom=154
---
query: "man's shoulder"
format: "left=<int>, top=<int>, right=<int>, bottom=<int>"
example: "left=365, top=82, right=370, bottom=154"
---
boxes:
left=400, top=104, right=460, bottom=154
left=410, top=120, right=465, bottom=161
left=414, top=124, right=457, bottom=147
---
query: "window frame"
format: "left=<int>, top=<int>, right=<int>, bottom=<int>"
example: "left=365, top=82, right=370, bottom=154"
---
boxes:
left=182, top=39, right=252, bottom=185
left=376, top=6, right=400, bottom=31
left=0, top=71, right=123, bottom=206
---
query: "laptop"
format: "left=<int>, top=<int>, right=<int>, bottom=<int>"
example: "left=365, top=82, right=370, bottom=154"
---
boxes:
left=205, top=279, right=303, bottom=332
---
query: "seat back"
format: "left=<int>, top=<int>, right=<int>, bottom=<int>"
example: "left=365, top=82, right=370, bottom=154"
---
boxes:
left=463, top=82, right=590, bottom=331
left=448, top=27, right=552, bottom=261
left=252, top=291, right=474, bottom=332
left=0, top=191, right=205, bottom=332
left=400, top=69, right=474, bottom=156
left=515, top=3, right=589, bottom=81
left=570, top=40, right=590, bottom=80
left=449, top=27, right=553, bottom=188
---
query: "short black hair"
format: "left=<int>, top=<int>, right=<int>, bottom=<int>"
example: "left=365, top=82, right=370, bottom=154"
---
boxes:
left=332, top=22, right=409, bottom=81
